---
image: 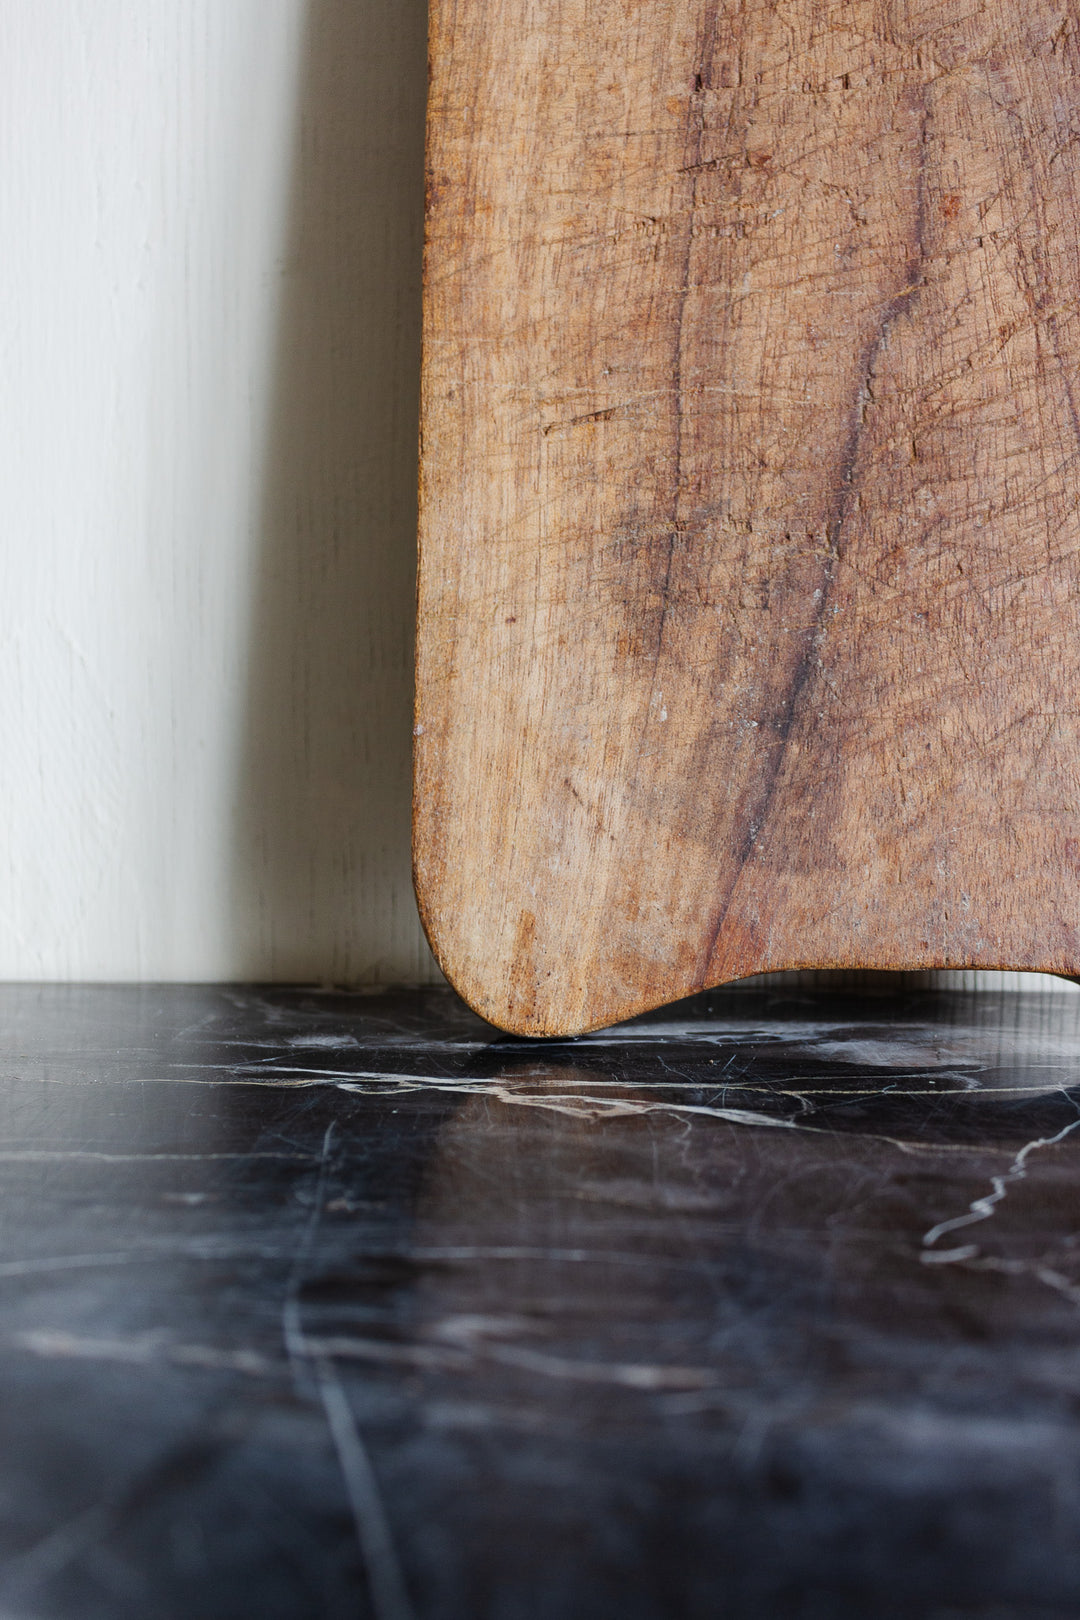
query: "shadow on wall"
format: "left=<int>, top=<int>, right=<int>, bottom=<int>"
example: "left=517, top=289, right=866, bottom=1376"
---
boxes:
left=231, top=0, right=436, bottom=984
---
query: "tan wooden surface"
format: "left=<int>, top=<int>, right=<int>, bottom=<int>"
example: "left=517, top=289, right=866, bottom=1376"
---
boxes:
left=415, top=0, right=1080, bottom=1036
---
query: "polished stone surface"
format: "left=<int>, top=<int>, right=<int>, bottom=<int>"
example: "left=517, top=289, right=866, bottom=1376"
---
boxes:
left=1, top=983, right=1080, bottom=1619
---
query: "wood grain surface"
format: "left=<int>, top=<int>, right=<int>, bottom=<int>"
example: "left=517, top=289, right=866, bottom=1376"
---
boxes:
left=415, top=0, right=1080, bottom=1035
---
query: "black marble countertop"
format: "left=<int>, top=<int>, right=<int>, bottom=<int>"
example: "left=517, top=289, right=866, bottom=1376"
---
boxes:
left=1, top=982, right=1079, bottom=1619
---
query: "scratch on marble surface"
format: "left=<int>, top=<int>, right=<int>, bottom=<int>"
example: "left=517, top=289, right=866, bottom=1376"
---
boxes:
left=326, top=1072, right=1031, bottom=1162
left=0, top=1150, right=314, bottom=1162
left=313, top=1353, right=417, bottom=1620
left=0, top=1498, right=115, bottom=1600
left=305, top=1333, right=717, bottom=1392
left=8, top=1323, right=717, bottom=1397
left=159, top=1059, right=1070, bottom=1103
left=919, top=1108, right=1080, bottom=1304
left=410, top=1245, right=738, bottom=1270
left=39, top=1053, right=1072, bottom=1100
left=333, top=1073, right=804, bottom=1127
left=280, top=1123, right=417, bottom=1620
left=0, top=1242, right=750, bottom=1282
left=262, top=1064, right=1054, bottom=1098
left=0, top=1241, right=340, bottom=1276
left=0, top=1253, right=151, bottom=1279
left=922, top=1113, right=1080, bottom=1252
left=482, top=1343, right=715, bottom=1390
left=282, top=1121, right=336, bottom=1396
left=958, top=1254, right=1080, bottom=1308
left=11, top=1328, right=275, bottom=1377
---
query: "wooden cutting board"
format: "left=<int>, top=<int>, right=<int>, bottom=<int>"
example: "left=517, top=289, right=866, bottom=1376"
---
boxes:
left=414, top=0, right=1080, bottom=1036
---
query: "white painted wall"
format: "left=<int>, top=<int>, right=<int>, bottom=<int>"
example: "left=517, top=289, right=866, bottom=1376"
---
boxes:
left=0, top=0, right=436, bottom=982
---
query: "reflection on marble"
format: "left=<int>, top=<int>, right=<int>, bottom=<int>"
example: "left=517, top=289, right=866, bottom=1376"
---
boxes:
left=0, top=983, right=1079, bottom=1617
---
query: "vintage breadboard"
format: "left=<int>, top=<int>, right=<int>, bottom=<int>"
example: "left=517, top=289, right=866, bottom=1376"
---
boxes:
left=414, top=0, right=1080, bottom=1035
